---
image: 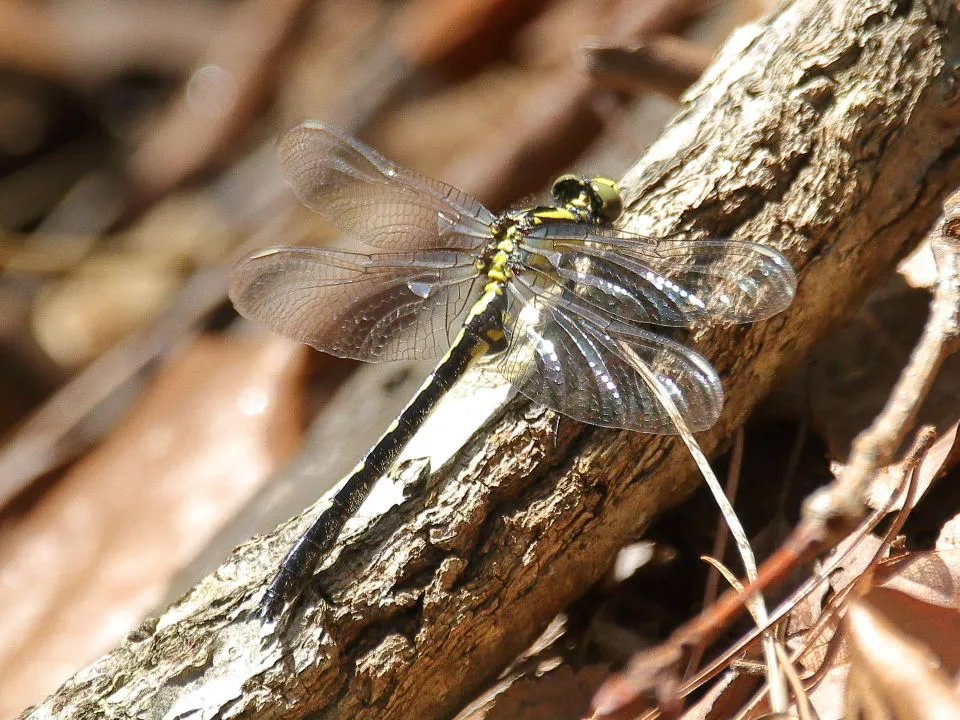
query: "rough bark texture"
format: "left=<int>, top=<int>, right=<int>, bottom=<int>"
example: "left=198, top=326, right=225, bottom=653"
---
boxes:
left=21, top=0, right=960, bottom=718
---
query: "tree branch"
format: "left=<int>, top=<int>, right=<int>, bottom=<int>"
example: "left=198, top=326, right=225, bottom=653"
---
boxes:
left=20, top=0, right=960, bottom=718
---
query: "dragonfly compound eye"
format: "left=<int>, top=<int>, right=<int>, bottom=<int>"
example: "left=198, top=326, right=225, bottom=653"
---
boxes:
left=589, top=177, right=623, bottom=222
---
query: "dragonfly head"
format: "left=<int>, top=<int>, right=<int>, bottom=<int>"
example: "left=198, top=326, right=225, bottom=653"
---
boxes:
left=551, top=174, right=623, bottom=223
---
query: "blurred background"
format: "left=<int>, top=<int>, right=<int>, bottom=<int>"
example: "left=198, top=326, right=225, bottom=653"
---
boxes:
left=9, top=1, right=958, bottom=718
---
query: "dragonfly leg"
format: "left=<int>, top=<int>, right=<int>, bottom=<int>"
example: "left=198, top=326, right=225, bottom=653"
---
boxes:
left=551, top=411, right=562, bottom=449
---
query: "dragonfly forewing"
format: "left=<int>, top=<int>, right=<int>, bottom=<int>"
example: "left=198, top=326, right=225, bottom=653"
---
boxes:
left=279, top=122, right=494, bottom=252
left=522, top=225, right=796, bottom=327
left=229, top=246, right=481, bottom=361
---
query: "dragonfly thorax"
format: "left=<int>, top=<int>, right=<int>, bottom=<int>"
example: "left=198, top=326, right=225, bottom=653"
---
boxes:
left=551, top=174, right=623, bottom=223
left=478, top=180, right=622, bottom=290
left=480, top=235, right=517, bottom=289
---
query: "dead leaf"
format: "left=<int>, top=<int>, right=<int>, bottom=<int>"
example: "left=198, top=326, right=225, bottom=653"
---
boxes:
left=787, top=529, right=884, bottom=677
left=456, top=663, right=609, bottom=720
left=876, top=549, right=960, bottom=612
left=898, top=239, right=938, bottom=290
left=677, top=671, right=757, bottom=720
left=937, top=511, right=960, bottom=550
left=798, top=276, right=960, bottom=462
left=864, top=549, right=960, bottom=675
left=846, top=600, right=960, bottom=719
left=0, top=334, right=304, bottom=717
left=806, top=662, right=850, bottom=720
left=864, top=423, right=960, bottom=512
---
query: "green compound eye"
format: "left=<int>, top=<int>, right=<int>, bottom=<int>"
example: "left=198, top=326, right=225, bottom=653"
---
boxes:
left=589, top=177, right=622, bottom=222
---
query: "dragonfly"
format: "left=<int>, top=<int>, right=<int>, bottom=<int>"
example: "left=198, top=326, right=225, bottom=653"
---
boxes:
left=229, top=121, right=797, bottom=626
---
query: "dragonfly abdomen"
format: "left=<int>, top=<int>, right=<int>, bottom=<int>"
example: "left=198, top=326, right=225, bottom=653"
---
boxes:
left=260, top=289, right=508, bottom=625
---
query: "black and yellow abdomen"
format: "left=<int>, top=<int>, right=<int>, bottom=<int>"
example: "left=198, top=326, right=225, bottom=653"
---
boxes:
left=260, top=287, right=508, bottom=623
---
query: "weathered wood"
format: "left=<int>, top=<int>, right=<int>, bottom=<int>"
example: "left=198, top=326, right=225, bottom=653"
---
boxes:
left=21, top=0, right=960, bottom=718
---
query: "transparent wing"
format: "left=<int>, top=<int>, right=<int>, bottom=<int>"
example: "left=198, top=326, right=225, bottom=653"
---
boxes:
left=229, top=247, right=480, bottom=361
left=521, top=224, right=796, bottom=327
left=496, top=275, right=724, bottom=433
left=279, top=122, right=496, bottom=251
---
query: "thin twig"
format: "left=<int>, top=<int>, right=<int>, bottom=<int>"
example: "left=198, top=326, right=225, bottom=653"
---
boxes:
left=684, top=428, right=744, bottom=678
left=803, top=191, right=960, bottom=530
left=775, top=643, right=815, bottom=720
left=738, top=429, right=931, bottom=719
left=583, top=37, right=715, bottom=101
left=614, top=340, right=787, bottom=713
left=697, top=559, right=814, bottom=720
left=600, top=423, right=935, bottom=720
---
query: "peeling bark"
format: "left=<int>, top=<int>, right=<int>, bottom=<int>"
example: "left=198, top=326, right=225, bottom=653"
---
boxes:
left=20, top=0, right=960, bottom=718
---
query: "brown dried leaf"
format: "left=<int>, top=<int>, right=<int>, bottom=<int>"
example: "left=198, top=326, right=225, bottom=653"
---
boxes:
left=804, top=549, right=960, bottom=718
left=876, top=549, right=960, bottom=612
left=788, top=532, right=884, bottom=675
left=937, top=513, right=960, bottom=550
left=807, top=662, right=850, bottom=720
left=865, top=549, right=960, bottom=675
left=864, top=423, right=960, bottom=512
left=846, top=600, right=960, bottom=719
left=826, top=532, right=887, bottom=596
left=677, top=671, right=756, bottom=720
left=458, top=663, right=609, bottom=720
left=0, top=335, right=303, bottom=717
left=898, top=240, right=937, bottom=290
left=802, top=278, right=960, bottom=462
left=786, top=577, right=832, bottom=675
